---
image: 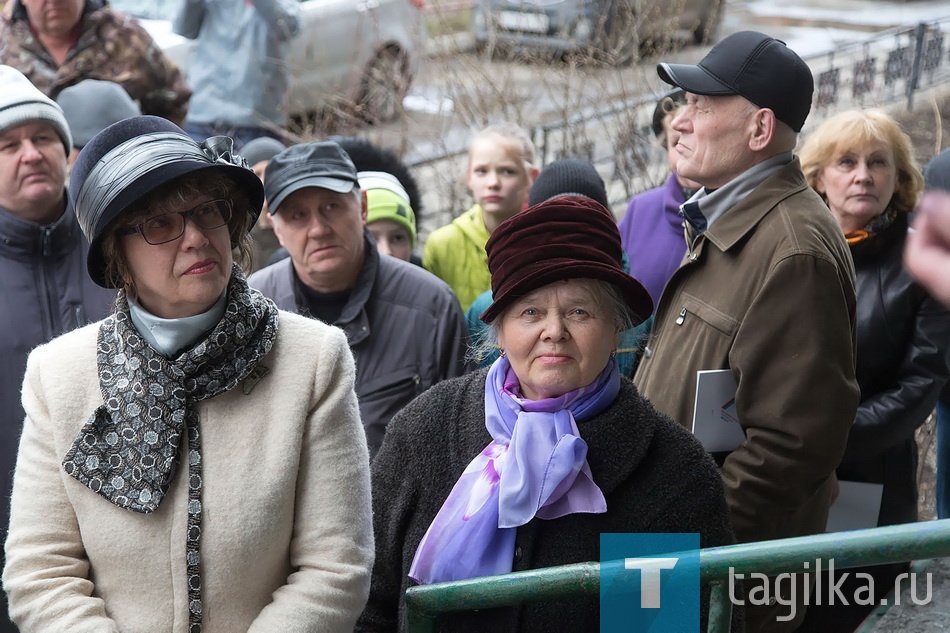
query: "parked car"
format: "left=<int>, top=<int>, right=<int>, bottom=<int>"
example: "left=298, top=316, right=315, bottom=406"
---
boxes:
left=110, top=0, right=428, bottom=123
left=470, top=0, right=723, bottom=62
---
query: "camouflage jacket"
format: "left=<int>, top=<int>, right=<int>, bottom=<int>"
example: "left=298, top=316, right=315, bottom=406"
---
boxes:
left=0, top=0, right=191, bottom=124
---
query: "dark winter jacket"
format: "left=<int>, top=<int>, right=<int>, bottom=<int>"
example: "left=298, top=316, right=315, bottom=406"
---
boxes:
left=838, top=213, right=950, bottom=526
left=248, top=233, right=471, bottom=457
left=0, top=201, right=115, bottom=629
left=356, top=370, right=741, bottom=632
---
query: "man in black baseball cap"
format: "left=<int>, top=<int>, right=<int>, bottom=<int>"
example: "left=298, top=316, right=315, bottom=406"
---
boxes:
left=247, top=141, right=472, bottom=458
left=657, top=30, right=814, bottom=133
left=633, top=30, right=860, bottom=633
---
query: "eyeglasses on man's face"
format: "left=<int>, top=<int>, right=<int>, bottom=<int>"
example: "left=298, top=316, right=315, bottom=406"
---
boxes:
left=117, top=198, right=234, bottom=245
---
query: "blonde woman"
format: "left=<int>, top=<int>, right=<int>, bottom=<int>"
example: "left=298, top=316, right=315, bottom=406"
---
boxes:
left=798, top=109, right=950, bottom=631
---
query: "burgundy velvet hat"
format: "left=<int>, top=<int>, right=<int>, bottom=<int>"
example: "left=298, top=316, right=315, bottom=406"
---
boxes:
left=479, top=195, right=653, bottom=324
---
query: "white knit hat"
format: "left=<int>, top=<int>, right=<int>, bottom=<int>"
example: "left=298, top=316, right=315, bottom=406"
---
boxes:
left=0, top=65, right=72, bottom=151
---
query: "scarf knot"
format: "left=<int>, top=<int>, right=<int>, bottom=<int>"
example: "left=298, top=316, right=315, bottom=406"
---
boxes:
left=63, top=268, right=278, bottom=512
left=409, top=357, right=618, bottom=584
left=61, top=267, right=278, bottom=633
left=845, top=207, right=899, bottom=245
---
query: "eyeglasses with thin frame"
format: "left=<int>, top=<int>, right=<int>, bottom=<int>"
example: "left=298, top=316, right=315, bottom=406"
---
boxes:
left=116, top=198, right=234, bottom=245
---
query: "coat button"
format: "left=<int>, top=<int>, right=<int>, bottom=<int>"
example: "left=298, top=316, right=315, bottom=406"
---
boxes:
left=514, top=546, right=523, bottom=562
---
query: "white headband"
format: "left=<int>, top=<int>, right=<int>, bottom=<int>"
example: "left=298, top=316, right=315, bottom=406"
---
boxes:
left=357, top=171, right=411, bottom=206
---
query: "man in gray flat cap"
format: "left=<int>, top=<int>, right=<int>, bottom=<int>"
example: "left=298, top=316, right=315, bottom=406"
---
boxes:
left=249, top=141, right=471, bottom=458
left=633, top=31, right=859, bottom=631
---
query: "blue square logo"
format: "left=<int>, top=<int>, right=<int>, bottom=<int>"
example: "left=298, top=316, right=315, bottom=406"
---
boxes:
left=600, top=533, right=700, bottom=632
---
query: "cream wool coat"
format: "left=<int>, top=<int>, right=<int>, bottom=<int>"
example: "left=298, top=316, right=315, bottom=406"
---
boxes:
left=4, top=310, right=374, bottom=633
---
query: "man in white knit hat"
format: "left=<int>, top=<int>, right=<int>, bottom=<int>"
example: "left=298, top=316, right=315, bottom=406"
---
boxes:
left=0, top=65, right=115, bottom=631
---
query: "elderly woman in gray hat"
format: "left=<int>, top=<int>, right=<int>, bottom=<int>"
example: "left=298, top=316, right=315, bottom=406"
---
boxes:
left=3, top=116, right=373, bottom=633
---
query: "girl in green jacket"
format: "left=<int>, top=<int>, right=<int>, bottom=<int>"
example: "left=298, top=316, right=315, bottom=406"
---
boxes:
left=423, top=122, right=538, bottom=312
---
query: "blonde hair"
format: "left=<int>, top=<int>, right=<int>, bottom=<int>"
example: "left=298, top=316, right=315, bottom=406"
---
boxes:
left=467, top=122, right=538, bottom=179
left=100, top=172, right=255, bottom=295
left=799, top=109, right=924, bottom=213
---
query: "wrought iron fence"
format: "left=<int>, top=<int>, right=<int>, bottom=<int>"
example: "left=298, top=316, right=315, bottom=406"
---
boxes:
left=805, top=19, right=949, bottom=117
left=409, top=16, right=950, bottom=218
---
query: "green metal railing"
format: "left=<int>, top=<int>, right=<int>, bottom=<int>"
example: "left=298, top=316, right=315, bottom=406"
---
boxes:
left=404, top=518, right=950, bottom=632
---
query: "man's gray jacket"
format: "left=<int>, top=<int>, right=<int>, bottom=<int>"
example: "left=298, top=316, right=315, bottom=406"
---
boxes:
left=248, top=235, right=471, bottom=457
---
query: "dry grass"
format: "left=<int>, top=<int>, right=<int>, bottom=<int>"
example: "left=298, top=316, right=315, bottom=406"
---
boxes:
left=424, top=7, right=471, bottom=37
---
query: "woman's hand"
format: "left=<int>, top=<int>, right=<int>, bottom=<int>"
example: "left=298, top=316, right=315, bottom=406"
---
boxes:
left=905, top=191, right=950, bottom=308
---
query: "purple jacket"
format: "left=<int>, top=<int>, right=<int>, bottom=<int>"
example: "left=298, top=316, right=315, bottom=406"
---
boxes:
left=618, top=173, right=688, bottom=308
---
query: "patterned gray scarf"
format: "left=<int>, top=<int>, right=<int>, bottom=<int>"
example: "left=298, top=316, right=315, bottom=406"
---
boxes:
left=62, top=267, right=279, bottom=632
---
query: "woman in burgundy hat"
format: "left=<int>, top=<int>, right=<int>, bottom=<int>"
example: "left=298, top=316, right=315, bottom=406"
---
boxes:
left=357, top=195, right=740, bottom=632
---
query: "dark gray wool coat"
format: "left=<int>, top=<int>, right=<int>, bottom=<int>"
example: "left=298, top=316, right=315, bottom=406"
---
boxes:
left=356, top=369, right=744, bottom=633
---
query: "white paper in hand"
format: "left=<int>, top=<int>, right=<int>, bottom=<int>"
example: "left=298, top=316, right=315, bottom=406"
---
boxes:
left=691, top=369, right=745, bottom=452
left=826, top=481, right=884, bottom=532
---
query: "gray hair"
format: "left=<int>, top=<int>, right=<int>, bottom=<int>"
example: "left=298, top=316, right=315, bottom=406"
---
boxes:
left=469, top=278, right=636, bottom=362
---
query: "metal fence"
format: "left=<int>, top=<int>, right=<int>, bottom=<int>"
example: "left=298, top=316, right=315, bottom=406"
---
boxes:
left=408, top=15, right=950, bottom=219
left=804, top=18, right=950, bottom=119
left=403, top=519, right=950, bottom=633
left=543, top=16, right=950, bottom=202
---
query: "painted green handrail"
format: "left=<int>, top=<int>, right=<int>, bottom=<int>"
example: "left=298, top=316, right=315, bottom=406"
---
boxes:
left=404, top=518, right=950, bottom=633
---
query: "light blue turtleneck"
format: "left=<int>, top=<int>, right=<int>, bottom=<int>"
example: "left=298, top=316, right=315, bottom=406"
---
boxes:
left=128, top=293, right=227, bottom=358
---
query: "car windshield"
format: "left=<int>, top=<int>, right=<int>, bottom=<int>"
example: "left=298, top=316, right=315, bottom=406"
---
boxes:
left=109, top=0, right=178, bottom=20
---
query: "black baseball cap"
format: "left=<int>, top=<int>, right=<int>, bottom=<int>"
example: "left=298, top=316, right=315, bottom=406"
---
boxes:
left=657, top=30, right=814, bottom=133
left=264, top=141, right=359, bottom=215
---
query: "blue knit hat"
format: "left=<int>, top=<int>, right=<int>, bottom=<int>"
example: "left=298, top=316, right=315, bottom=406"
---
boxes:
left=56, top=79, right=141, bottom=149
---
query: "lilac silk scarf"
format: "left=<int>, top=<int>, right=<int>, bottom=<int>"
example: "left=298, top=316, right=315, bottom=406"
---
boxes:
left=408, top=357, right=619, bottom=584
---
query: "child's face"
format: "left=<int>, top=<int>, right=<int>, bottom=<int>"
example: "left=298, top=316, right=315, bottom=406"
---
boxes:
left=252, top=159, right=274, bottom=229
left=466, top=137, right=531, bottom=219
left=368, top=219, right=412, bottom=262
